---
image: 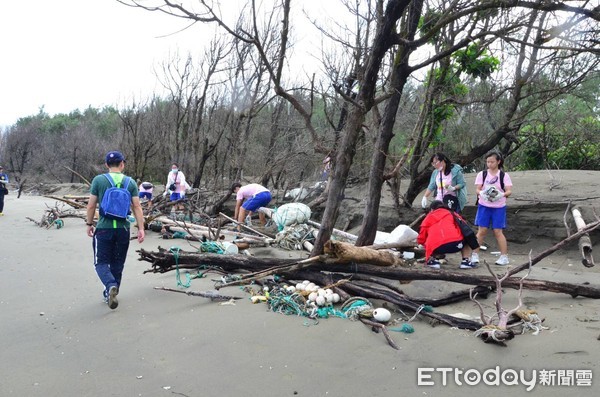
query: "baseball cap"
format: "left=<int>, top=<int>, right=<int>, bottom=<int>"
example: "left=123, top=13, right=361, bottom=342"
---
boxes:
left=105, top=151, right=126, bottom=163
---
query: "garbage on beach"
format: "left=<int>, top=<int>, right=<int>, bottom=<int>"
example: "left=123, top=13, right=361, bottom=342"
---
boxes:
left=273, top=202, right=312, bottom=228
left=373, top=225, right=418, bottom=245
left=373, top=308, right=392, bottom=322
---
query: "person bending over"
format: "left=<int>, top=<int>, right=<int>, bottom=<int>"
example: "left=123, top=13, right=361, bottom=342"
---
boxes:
left=417, top=200, right=475, bottom=270
left=231, top=182, right=272, bottom=231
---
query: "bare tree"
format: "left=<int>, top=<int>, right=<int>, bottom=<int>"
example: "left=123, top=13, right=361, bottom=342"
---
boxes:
left=119, top=0, right=600, bottom=253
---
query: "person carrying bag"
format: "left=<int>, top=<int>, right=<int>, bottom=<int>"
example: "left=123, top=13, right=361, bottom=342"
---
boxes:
left=420, top=152, right=467, bottom=213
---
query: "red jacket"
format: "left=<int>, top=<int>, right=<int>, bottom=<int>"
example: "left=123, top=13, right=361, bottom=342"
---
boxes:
left=417, top=208, right=464, bottom=260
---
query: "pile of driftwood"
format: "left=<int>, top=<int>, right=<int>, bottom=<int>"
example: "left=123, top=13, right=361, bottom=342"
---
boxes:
left=29, top=187, right=221, bottom=231
left=26, top=198, right=88, bottom=228
left=31, top=190, right=600, bottom=347
left=137, top=205, right=600, bottom=347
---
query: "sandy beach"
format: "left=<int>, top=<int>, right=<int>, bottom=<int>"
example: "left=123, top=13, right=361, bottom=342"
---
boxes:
left=1, top=188, right=600, bottom=396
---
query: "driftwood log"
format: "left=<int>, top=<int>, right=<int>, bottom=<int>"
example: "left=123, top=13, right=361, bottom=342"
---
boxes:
left=324, top=240, right=407, bottom=267
left=470, top=262, right=530, bottom=344
left=571, top=207, right=595, bottom=267
left=139, top=223, right=600, bottom=299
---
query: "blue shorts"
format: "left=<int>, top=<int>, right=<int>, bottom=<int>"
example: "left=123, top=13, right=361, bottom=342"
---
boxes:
left=474, top=205, right=506, bottom=229
left=170, top=192, right=182, bottom=201
left=242, top=191, right=272, bottom=211
left=139, top=192, right=152, bottom=200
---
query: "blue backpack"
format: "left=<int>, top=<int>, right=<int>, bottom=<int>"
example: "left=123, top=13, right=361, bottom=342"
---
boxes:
left=99, top=173, right=132, bottom=220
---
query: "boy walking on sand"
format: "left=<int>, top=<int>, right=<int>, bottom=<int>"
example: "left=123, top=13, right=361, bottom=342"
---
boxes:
left=471, top=152, right=513, bottom=266
left=86, top=151, right=145, bottom=309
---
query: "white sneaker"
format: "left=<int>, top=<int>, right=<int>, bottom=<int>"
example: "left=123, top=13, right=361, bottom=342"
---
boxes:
left=471, top=252, right=479, bottom=264
left=495, top=254, right=509, bottom=266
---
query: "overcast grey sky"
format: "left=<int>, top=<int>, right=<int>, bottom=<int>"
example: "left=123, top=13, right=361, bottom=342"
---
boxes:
left=0, top=0, right=214, bottom=127
left=0, top=1, right=348, bottom=128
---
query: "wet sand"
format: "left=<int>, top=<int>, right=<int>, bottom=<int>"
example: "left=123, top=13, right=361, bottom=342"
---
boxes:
left=1, top=193, right=599, bottom=396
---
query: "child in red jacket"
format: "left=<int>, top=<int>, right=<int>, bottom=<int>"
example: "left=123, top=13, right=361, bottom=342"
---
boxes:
left=417, top=201, right=476, bottom=269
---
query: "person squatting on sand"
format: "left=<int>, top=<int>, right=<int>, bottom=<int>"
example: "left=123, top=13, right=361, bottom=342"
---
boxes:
left=472, top=151, right=513, bottom=266
left=421, top=152, right=468, bottom=213
left=417, top=200, right=476, bottom=270
left=86, top=151, right=145, bottom=310
left=231, top=182, right=272, bottom=232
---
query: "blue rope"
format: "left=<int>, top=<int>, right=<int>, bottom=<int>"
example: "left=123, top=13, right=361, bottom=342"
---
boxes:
left=389, top=323, right=415, bottom=333
left=199, top=241, right=225, bottom=254
left=169, top=246, right=192, bottom=288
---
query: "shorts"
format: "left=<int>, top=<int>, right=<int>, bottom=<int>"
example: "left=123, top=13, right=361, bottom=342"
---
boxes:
left=432, top=240, right=464, bottom=256
left=474, top=205, right=506, bottom=229
left=139, top=192, right=152, bottom=200
left=170, top=192, right=182, bottom=201
left=242, top=191, right=272, bottom=211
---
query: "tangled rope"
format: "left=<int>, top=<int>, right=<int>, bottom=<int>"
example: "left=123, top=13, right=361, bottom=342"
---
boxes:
left=198, top=241, right=225, bottom=254
left=340, top=297, right=374, bottom=320
left=267, top=287, right=347, bottom=320
left=169, top=246, right=213, bottom=288
left=515, top=310, right=548, bottom=335
left=268, top=291, right=309, bottom=316
left=274, top=224, right=316, bottom=250
left=169, top=246, right=191, bottom=288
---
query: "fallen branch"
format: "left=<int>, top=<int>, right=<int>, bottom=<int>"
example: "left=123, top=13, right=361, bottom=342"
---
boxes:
left=571, top=206, right=595, bottom=267
left=470, top=257, right=532, bottom=344
left=138, top=247, right=600, bottom=298
left=359, top=318, right=400, bottom=350
left=324, top=240, right=407, bottom=267
left=154, top=286, right=242, bottom=301
left=218, top=212, right=273, bottom=238
left=507, top=219, right=600, bottom=277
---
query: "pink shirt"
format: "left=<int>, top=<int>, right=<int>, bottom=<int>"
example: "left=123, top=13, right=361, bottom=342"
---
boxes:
left=434, top=172, right=456, bottom=201
left=475, top=170, right=512, bottom=208
left=139, top=182, right=153, bottom=193
left=236, top=184, right=269, bottom=200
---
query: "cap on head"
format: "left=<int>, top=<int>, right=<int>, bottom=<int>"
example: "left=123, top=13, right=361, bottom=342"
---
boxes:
left=105, top=151, right=126, bottom=164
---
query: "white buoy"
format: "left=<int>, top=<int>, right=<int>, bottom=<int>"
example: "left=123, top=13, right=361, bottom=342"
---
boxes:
left=373, top=308, right=392, bottom=322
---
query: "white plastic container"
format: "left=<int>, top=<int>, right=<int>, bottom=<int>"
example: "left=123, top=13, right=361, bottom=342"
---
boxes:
left=221, top=242, right=239, bottom=255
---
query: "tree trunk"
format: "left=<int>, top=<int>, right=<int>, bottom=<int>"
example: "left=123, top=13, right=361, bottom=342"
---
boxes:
left=311, top=0, right=411, bottom=255
left=356, top=0, right=423, bottom=246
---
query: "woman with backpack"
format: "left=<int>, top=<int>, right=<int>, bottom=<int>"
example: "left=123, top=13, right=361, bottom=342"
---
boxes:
left=471, top=151, right=513, bottom=266
left=421, top=152, right=468, bottom=213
